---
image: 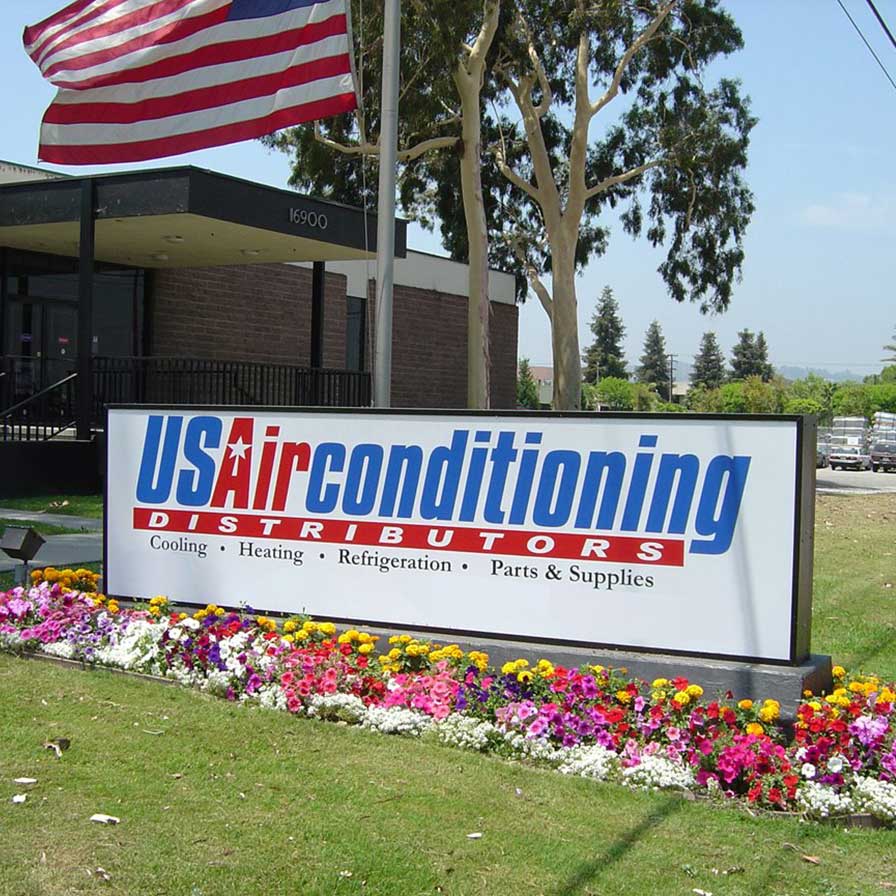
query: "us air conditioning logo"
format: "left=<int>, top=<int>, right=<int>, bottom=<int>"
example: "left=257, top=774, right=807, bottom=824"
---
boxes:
left=131, top=415, right=752, bottom=568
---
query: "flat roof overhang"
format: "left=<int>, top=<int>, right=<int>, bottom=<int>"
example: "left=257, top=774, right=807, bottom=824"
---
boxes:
left=0, top=166, right=406, bottom=268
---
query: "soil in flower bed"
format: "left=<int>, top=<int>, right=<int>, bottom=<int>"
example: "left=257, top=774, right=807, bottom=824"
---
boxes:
left=1, top=655, right=895, bottom=896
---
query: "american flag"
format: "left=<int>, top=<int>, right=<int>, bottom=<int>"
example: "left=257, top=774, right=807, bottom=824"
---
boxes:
left=24, top=0, right=358, bottom=165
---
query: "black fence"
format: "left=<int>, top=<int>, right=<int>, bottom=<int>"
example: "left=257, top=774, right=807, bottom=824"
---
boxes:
left=92, top=357, right=371, bottom=411
left=1, top=372, right=78, bottom=442
left=1, top=356, right=371, bottom=441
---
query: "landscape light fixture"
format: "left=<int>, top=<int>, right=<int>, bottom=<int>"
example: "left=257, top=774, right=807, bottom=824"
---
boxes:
left=0, top=526, right=45, bottom=587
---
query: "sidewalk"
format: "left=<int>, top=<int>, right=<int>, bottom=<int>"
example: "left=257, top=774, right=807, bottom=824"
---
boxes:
left=0, top=533, right=104, bottom=573
left=0, top=508, right=103, bottom=574
left=0, top=507, right=103, bottom=532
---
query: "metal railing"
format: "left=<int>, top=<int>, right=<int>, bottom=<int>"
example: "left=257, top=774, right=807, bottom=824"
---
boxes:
left=0, top=373, right=78, bottom=442
left=92, top=357, right=371, bottom=410
left=1, top=356, right=370, bottom=441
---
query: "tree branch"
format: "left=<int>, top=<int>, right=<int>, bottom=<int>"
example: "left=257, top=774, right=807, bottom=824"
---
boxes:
left=583, top=158, right=666, bottom=200
left=590, top=0, right=678, bottom=120
left=313, top=123, right=458, bottom=162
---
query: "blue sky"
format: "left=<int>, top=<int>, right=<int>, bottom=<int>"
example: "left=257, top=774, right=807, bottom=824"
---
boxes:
left=2, top=1, right=895, bottom=378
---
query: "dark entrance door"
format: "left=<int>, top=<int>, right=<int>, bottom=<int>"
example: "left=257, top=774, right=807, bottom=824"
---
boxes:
left=3, top=297, right=78, bottom=403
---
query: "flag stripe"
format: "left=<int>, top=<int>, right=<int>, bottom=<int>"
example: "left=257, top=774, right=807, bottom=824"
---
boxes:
left=35, top=0, right=201, bottom=69
left=26, top=0, right=358, bottom=165
left=42, top=1, right=343, bottom=88
left=44, top=53, right=351, bottom=123
left=43, top=6, right=232, bottom=82
left=49, top=32, right=348, bottom=106
left=42, top=72, right=354, bottom=143
left=24, top=0, right=113, bottom=49
left=31, top=0, right=175, bottom=66
left=39, top=91, right=358, bottom=163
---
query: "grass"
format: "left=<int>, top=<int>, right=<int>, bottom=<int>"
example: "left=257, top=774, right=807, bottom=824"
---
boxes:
left=1, top=655, right=895, bottom=896
left=0, top=519, right=90, bottom=537
left=812, top=494, right=896, bottom=678
left=0, top=493, right=895, bottom=895
left=0, top=495, right=103, bottom=519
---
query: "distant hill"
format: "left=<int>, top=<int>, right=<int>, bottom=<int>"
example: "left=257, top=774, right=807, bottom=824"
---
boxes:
left=776, top=366, right=868, bottom=383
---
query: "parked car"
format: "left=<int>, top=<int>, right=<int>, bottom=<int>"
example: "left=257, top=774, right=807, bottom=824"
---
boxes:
left=828, top=445, right=871, bottom=471
left=870, top=442, right=896, bottom=473
left=816, top=445, right=829, bottom=468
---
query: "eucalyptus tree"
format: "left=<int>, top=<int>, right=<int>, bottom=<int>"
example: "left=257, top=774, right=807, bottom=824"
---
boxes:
left=266, top=0, right=505, bottom=408
left=492, top=0, right=755, bottom=408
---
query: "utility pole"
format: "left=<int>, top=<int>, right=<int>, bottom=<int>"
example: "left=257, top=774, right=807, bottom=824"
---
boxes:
left=666, top=353, right=676, bottom=403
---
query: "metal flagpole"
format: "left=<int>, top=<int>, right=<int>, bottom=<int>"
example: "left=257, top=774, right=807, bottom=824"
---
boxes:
left=373, top=0, right=400, bottom=408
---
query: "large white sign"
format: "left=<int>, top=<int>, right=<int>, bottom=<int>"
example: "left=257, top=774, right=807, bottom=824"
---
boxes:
left=106, top=409, right=814, bottom=663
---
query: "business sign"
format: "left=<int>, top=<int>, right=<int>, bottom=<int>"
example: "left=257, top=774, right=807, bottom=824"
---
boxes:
left=105, top=408, right=815, bottom=664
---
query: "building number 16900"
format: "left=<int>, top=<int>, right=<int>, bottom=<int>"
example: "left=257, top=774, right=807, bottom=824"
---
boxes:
left=289, top=208, right=328, bottom=230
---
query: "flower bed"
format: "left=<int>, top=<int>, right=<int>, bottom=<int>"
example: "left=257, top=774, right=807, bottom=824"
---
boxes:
left=2, top=575, right=895, bottom=825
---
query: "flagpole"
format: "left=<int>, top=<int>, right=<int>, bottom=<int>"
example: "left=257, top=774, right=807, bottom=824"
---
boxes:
left=373, top=0, right=400, bottom=408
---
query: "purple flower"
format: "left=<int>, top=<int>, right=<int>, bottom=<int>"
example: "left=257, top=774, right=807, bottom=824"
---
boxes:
left=849, top=715, right=888, bottom=747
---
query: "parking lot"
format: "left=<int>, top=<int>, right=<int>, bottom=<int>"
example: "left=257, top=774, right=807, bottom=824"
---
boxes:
left=816, top=465, right=896, bottom=494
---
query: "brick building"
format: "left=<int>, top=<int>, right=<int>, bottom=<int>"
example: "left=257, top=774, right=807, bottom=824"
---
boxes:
left=0, top=161, right=518, bottom=495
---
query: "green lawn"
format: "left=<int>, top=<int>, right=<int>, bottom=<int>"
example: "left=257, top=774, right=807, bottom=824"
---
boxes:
left=1, top=655, right=894, bottom=896
left=812, top=494, right=896, bottom=678
left=1, top=493, right=895, bottom=895
left=0, top=494, right=103, bottom=518
left=0, top=519, right=89, bottom=537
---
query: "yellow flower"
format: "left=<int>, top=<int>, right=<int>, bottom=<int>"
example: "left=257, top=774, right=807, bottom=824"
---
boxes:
left=651, top=690, right=667, bottom=702
left=388, top=635, right=400, bottom=644
left=808, top=701, right=822, bottom=711
left=672, top=691, right=690, bottom=707
left=832, top=665, right=846, bottom=679
left=215, top=607, right=225, bottom=617
left=737, top=699, right=754, bottom=711
left=651, top=678, right=669, bottom=688
left=536, top=659, right=555, bottom=678
left=590, top=665, right=605, bottom=676
left=877, top=688, right=896, bottom=704
left=106, top=600, right=120, bottom=614
left=517, top=671, right=533, bottom=685
left=294, top=629, right=309, bottom=641
left=283, top=620, right=297, bottom=633
left=501, top=662, right=516, bottom=675
left=399, top=634, right=412, bottom=644
left=616, top=690, right=632, bottom=704
left=358, top=643, right=374, bottom=655
left=178, top=613, right=187, bottom=621
left=357, top=632, right=372, bottom=644
left=319, top=622, right=336, bottom=636
left=303, top=621, right=318, bottom=633
left=758, top=705, right=779, bottom=723
left=283, top=634, right=295, bottom=644
left=746, top=722, right=765, bottom=736
left=388, top=648, right=401, bottom=660
left=686, top=684, right=704, bottom=698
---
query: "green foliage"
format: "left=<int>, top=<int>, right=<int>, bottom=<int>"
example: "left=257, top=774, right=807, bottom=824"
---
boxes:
left=690, top=331, right=726, bottom=390
left=516, top=357, right=539, bottom=409
left=636, top=321, right=670, bottom=396
left=867, top=384, right=896, bottom=414
left=582, top=286, right=627, bottom=383
left=786, top=374, right=835, bottom=425
left=718, top=381, right=746, bottom=413
left=783, top=398, right=824, bottom=417
left=730, top=329, right=773, bottom=381
left=685, top=383, right=723, bottom=412
left=593, top=376, right=634, bottom=410
left=883, top=326, right=896, bottom=363
left=832, top=383, right=872, bottom=418
left=741, top=375, right=781, bottom=413
left=865, top=365, right=896, bottom=385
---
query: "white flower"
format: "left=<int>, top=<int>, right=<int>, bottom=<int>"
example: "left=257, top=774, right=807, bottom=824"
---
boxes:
left=801, top=762, right=817, bottom=780
left=797, top=781, right=854, bottom=819
left=827, top=755, right=845, bottom=774
left=167, top=627, right=182, bottom=642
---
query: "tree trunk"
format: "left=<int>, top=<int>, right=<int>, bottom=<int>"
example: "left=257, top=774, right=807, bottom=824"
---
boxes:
left=550, top=243, right=581, bottom=410
left=456, top=74, right=491, bottom=410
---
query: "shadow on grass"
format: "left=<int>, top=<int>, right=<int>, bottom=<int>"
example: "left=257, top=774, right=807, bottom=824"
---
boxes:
left=847, top=625, right=896, bottom=676
left=551, top=794, right=683, bottom=896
